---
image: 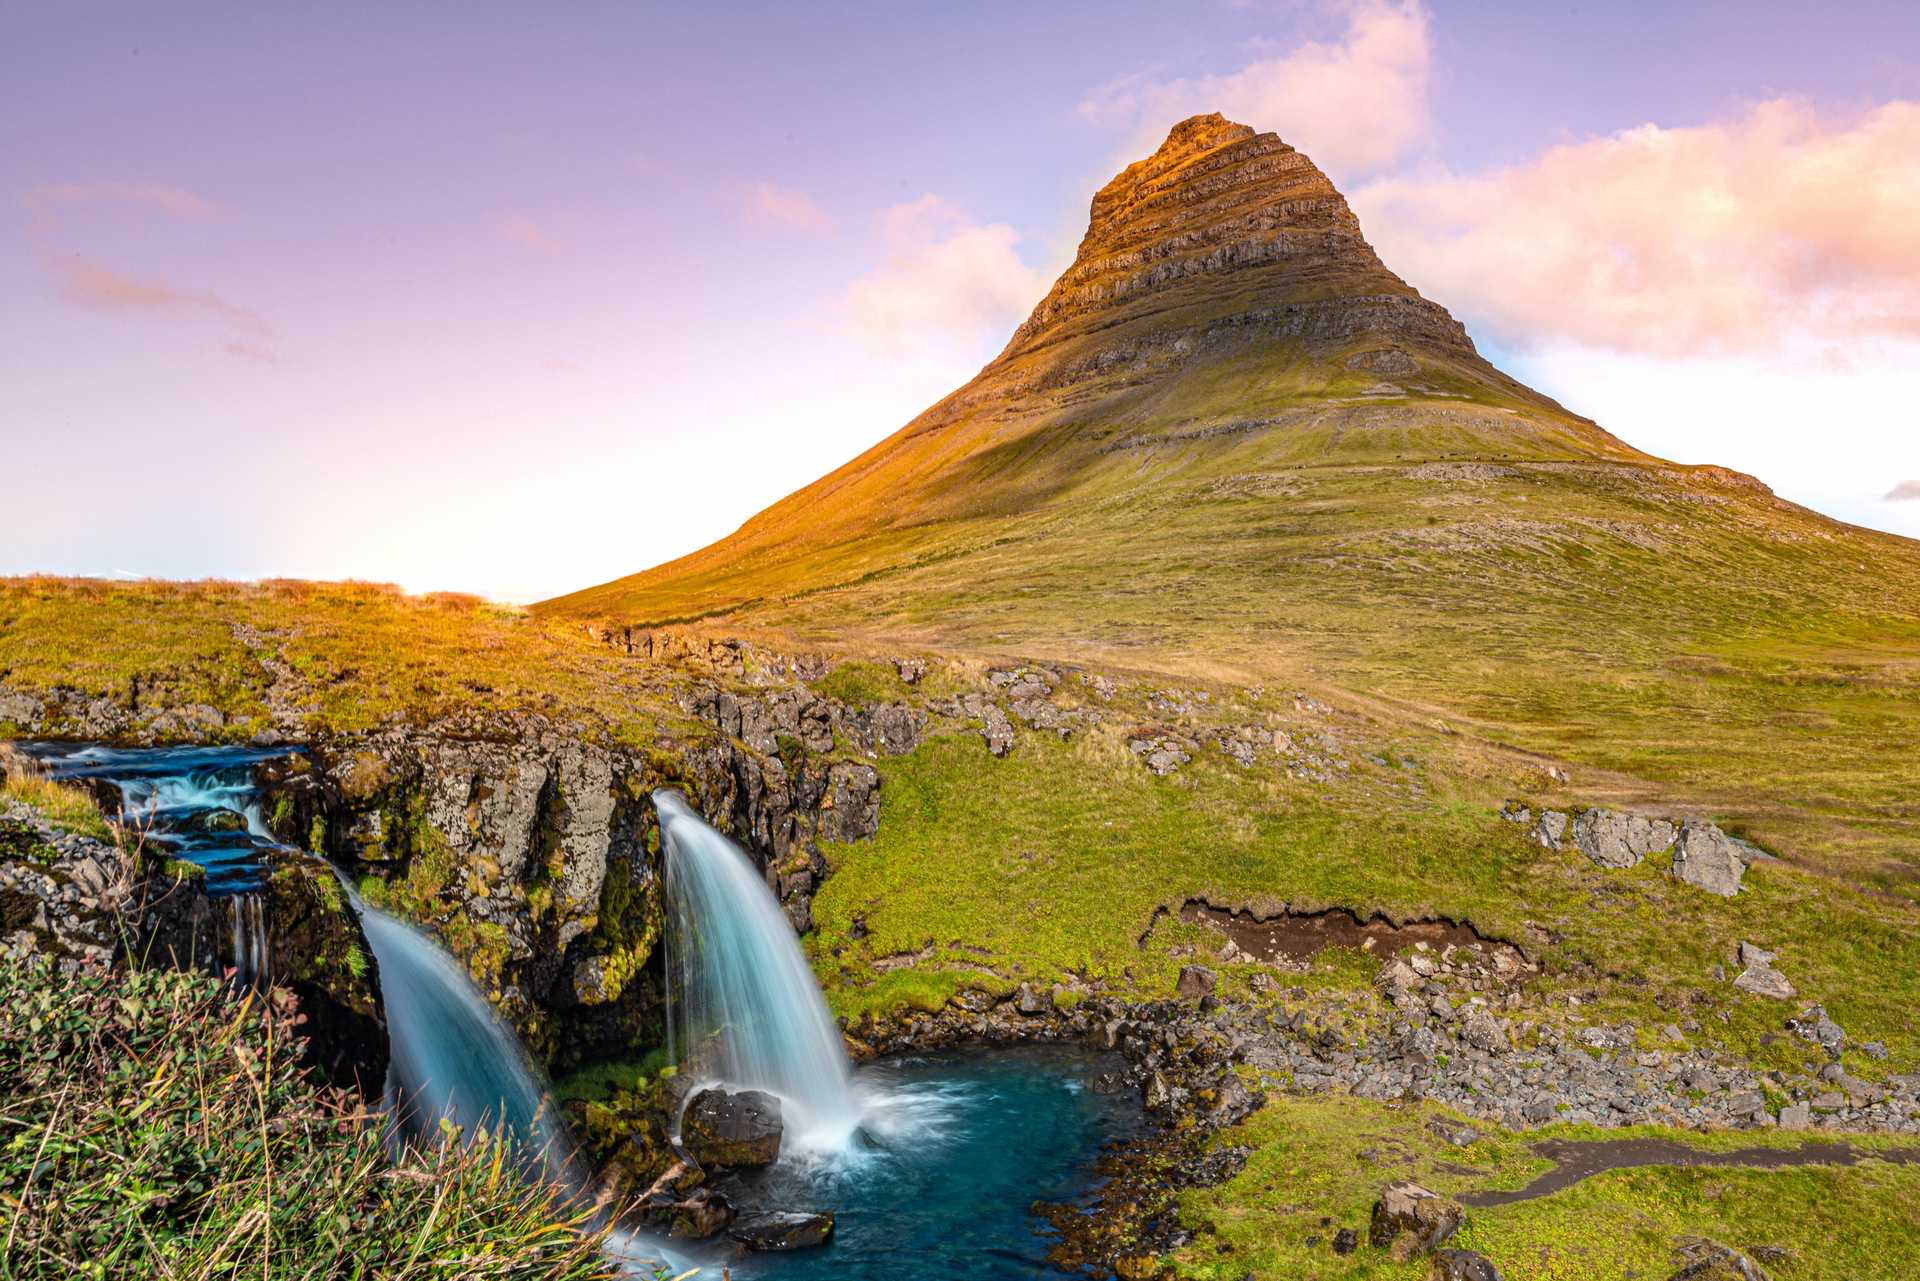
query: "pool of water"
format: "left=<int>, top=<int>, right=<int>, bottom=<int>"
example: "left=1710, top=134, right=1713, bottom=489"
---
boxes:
left=19, top=741, right=300, bottom=893
left=685, top=1043, right=1139, bottom=1280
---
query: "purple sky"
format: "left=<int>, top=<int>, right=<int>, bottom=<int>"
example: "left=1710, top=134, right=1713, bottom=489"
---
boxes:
left=6, top=2, right=1919, bottom=599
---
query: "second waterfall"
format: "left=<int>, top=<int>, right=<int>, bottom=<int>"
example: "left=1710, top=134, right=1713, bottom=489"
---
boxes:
left=655, top=789, right=859, bottom=1148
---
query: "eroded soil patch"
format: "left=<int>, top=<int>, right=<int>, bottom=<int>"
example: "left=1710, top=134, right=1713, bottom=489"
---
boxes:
left=1143, top=896, right=1524, bottom=968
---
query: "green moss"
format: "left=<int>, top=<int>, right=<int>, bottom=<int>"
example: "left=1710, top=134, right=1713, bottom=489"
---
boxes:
left=162, top=858, right=205, bottom=882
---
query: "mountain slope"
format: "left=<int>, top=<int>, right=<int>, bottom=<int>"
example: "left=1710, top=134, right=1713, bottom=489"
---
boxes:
left=540, top=115, right=1920, bottom=895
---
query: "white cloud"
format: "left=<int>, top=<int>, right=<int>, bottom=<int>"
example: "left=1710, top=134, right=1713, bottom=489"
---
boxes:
left=1353, top=99, right=1920, bottom=357
left=745, top=182, right=834, bottom=234
left=1887, top=480, right=1920, bottom=502
left=1078, top=0, right=1432, bottom=179
left=844, top=195, right=1050, bottom=360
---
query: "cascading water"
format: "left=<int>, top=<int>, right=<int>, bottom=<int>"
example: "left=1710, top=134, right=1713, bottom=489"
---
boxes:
left=343, top=881, right=588, bottom=1191
left=21, top=742, right=592, bottom=1193
left=655, top=788, right=858, bottom=1145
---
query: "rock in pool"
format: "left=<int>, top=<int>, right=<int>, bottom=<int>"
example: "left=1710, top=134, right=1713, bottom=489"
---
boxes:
left=729, top=1209, right=835, bottom=1251
left=682, top=1087, right=783, bottom=1168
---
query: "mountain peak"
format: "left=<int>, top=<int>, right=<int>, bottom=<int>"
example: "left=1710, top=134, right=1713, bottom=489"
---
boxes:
left=998, top=112, right=1471, bottom=369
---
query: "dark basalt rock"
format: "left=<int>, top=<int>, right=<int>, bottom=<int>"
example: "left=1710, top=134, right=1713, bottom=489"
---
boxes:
left=729, top=1210, right=834, bottom=1251
left=181, top=806, right=250, bottom=834
left=1369, top=1181, right=1464, bottom=1260
left=1431, top=1248, right=1504, bottom=1281
left=682, top=1087, right=783, bottom=1169
left=665, top=1186, right=735, bottom=1239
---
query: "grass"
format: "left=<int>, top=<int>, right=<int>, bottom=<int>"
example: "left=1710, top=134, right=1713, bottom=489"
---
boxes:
left=0, top=955, right=634, bottom=1281
left=0, top=577, right=702, bottom=742
left=1173, top=1093, right=1920, bottom=1280
left=1, top=748, right=113, bottom=842
left=808, top=724, right=1920, bottom=1071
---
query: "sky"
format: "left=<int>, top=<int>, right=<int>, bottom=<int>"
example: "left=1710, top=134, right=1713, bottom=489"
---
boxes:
left=4, top=1, right=1919, bottom=601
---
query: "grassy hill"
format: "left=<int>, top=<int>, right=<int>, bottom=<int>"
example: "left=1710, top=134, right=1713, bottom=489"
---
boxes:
left=541, top=116, right=1920, bottom=905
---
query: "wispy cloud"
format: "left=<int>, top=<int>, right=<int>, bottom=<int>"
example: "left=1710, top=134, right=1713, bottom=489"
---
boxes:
left=845, top=195, right=1050, bottom=359
left=1887, top=481, right=1920, bottom=502
left=1354, top=99, right=1920, bottom=357
left=498, top=213, right=568, bottom=256
left=744, top=182, right=834, bottom=234
left=50, top=252, right=276, bottom=362
left=1078, top=0, right=1432, bottom=179
left=21, top=182, right=220, bottom=221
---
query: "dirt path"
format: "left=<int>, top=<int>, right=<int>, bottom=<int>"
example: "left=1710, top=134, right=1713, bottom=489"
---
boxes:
left=1461, top=1137, right=1920, bottom=1207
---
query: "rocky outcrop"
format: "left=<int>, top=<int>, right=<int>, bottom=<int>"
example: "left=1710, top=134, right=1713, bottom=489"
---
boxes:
left=2, top=789, right=387, bottom=1094
left=1507, top=802, right=1758, bottom=896
left=251, top=694, right=884, bottom=1062
left=1369, top=1181, right=1463, bottom=1259
left=1732, top=942, right=1795, bottom=1000
left=1672, top=822, right=1751, bottom=896
left=996, top=113, right=1477, bottom=381
left=1572, top=808, right=1676, bottom=869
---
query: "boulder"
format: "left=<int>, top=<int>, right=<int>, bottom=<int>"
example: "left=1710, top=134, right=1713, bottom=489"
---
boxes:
left=1672, top=822, right=1748, bottom=896
left=182, top=807, right=251, bottom=835
left=1176, top=964, right=1217, bottom=999
left=681, top=1088, right=783, bottom=1169
left=1369, top=1181, right=1463, bottom=1259
left=1730, top=942, right=1795, bottom=1000
left=1014, top=982, right=1051, bottom=1015
left=729, top=1210, right=834, bottom=1251
left=1668, top=1236, right=1773, bottom=1281
left=1531, top=810, right=1568, bottom=850
left=1461, top=1011, right=1509, bottom=1054
left=666, top=1187, right=734, bottom=1239
left=1332, top=1227, right=1359, bottom=1255
left=1431, top=1249, right=1504, bottom=1281
left=1788, top=1004, right=1845, bottom=1054
left=1573, top=809, right=1677, bottom=869
left=981, top=705, right=1015, bottom=757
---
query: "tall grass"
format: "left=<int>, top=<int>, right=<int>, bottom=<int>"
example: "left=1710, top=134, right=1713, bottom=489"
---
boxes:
left=0, top=957, right=635, bottom=1281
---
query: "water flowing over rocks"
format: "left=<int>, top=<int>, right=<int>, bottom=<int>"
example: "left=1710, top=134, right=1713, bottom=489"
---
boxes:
left=2, top=778, right=388, bottom=1094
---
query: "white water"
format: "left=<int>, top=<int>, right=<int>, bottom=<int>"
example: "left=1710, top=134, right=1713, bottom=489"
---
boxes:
left=655, top=789, right=858, bottom=1149
left=342, top=883, right=587, bottom=1191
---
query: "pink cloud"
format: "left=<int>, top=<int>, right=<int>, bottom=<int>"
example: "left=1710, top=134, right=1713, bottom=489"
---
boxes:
left=21, top=182, right=220, bottom=220
left=1352, top=99, right=1920, bottom=356
left=745, top=182, right=834, bottom=234
left=1079, top=0, right=1432, bottom=179
left=499, top=213, right=568, bottom=256
left=1887, top=481, right=1920, bottom=502
left=845, top=196, right=1050, bottom=358
left=55, top=254, right=270, bottom=334
left=51, top=253, right=276, bottom=363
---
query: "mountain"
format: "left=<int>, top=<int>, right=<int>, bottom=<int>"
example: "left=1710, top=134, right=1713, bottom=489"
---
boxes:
left=542, top=114, right=1920, bottom=893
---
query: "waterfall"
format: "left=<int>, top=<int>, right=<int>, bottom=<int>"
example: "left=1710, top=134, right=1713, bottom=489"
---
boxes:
left=347, top=886, right=588, bottom=1192
left=655, top=788, right=858, bottom=1146
left=227, top=892, right=268, bottom=990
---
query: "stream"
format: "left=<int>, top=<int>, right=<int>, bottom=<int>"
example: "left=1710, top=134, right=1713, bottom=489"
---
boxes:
left=22, top=742, right=1140, bottom=1277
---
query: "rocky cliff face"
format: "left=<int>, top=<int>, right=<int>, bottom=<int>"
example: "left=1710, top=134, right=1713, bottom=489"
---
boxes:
left=250, top=687, right=892, bottom=1068
left=997, top=112, right=1471, bottom=371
